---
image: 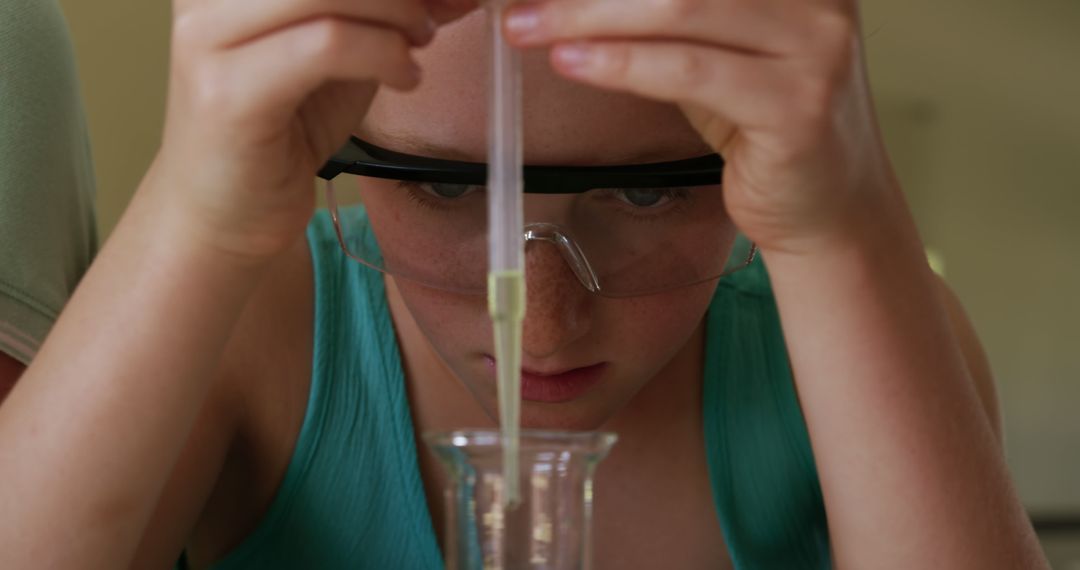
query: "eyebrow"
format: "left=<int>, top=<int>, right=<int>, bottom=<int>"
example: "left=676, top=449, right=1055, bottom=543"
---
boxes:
left=357, top=129, right=716, bottom=166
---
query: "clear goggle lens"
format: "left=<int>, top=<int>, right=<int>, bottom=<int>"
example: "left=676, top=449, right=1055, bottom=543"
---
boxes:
left=327, top=177, right=756, bottom=298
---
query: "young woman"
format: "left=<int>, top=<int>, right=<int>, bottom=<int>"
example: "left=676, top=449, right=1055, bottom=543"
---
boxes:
left=0, top=0, right=1048, bottom=568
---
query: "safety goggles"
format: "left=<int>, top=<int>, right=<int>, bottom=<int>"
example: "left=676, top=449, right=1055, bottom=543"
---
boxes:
left=318, top=137, right=756, bottom=297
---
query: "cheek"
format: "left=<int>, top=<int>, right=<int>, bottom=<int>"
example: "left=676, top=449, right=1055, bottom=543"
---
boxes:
left=394, top=280, right=490, bottom=359
left=395, top=274, right=717, bottom=373
left=598, top=283, right=717, bottom=364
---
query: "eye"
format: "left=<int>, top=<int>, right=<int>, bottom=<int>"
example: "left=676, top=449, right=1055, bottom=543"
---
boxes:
left=421, top=182, right=479, bottom=199
left=615, top=188, right=673, bottom=208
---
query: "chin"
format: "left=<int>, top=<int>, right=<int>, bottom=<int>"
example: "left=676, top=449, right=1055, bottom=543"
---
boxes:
left=517, top=402, right=614, bottom=432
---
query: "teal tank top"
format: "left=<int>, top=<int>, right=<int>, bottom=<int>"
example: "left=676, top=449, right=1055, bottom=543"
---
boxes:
left=204, top=206, right=831, bottom=569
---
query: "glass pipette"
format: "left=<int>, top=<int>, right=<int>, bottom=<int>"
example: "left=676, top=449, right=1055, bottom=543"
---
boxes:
left=486, top=0, right=525, bottom=508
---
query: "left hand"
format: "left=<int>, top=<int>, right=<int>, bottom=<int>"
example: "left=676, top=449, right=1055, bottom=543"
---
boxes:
left=503, top=0, right=903, bottom=255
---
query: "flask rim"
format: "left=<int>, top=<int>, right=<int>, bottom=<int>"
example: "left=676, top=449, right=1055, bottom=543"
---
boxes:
left=423, top=429, right=618, bottom=454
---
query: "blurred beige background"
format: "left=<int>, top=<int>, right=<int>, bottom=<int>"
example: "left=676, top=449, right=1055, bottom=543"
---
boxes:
left=58, top=0, right=1079, bottom=556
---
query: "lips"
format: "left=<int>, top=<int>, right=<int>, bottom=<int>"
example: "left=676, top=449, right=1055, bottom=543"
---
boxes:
left=483, top=357, right=607, bottom=403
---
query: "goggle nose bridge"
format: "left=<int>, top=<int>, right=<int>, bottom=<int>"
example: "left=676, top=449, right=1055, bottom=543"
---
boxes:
left=523, top=223, right=601, bottom=294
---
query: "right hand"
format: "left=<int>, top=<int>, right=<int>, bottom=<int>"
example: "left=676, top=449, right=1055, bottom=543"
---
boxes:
left=151, top=0, right=476, bottom=264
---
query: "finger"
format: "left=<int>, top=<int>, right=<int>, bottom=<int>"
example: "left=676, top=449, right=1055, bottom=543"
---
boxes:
left=172, top=0, right=213, bottom=19
left=550, top=40, right=793, bottom=133
left=298, top=80, right=382, bottom=161
left=213, top=19, right=420, bottom=127
left=505, top=0, right=818, bottom=56
left=185, top=0, right=435, bottom=50
left=425, top=0, right=481, bottom=24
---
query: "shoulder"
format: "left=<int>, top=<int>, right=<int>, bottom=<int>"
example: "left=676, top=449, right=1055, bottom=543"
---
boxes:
left=934, top=276, right=1003, bottom=444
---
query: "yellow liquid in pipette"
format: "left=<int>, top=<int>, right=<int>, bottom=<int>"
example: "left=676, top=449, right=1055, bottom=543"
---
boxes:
left=488, top=269, right=525, bottom=507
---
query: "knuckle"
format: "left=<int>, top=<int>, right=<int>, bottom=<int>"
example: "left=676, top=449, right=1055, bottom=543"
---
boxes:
left=650, top=0, right=707, bottom=25
left=186, top=62, right=236, bottom=113
left=782, top=10, right=857, bottom=123
left=170, top=11, right=206, bottom=51
left=673, top=49, right=709, bottom=91
left=802, top=72, right=834, bottom=103
left=168, top=18, right=234, bottom=113
left=811, top=9, right=858, bottom=62
left=597, top=43, right=632, bottom=80
left=302, top=19, right=351, bottom=61
left=795, top=75, right=835, bottom=120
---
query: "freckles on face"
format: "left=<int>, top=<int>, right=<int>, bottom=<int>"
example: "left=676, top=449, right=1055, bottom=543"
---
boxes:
left=589, top=282, right=717, bottom=385
left=391, top=248, right=719, bottom=428
left=521, top=278, right=718, bottom=430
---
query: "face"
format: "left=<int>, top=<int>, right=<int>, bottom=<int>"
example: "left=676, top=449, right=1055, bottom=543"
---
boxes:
left=358, top=12, right=722, bottom=430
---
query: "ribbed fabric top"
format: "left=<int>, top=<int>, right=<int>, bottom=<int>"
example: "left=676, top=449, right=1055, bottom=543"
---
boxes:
left=205, top=206, right=830, bottom=569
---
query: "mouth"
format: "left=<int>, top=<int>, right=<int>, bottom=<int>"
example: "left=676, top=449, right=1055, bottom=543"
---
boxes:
left=482, top=356, right=608, bottom=404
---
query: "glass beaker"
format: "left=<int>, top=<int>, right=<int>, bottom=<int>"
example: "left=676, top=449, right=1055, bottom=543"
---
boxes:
left=425, top=429, right=617, bottom=570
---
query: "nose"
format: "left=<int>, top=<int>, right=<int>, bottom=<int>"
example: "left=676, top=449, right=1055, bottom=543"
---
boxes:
left=521, top=241, right=593, bottom=360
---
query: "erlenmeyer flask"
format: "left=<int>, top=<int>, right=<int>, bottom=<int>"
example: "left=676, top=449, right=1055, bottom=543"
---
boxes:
left=425, top=429, right=617, bottom=570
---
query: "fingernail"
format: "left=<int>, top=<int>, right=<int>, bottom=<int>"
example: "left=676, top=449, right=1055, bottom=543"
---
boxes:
left=505, top=6, right=544, bottom=41
left=553, top=43, right=597, bottom=74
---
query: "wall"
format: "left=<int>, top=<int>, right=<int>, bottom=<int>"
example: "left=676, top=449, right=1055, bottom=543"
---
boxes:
left=57, top=0, right=169, bottom=234
left=861, top=0, right=1080, bottom=512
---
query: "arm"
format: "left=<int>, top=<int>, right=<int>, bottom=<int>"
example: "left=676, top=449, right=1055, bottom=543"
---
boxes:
left=501, top=0, right=1044, bottom=564
left=764, top=198, right=1045, bottom=569
left=0, top=184, right=271, bottom=568
left=0, top=0, right=467, bottom=566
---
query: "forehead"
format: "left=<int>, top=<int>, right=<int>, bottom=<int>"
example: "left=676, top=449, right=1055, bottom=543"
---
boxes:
left=362, top=11, right=708, bottom=165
